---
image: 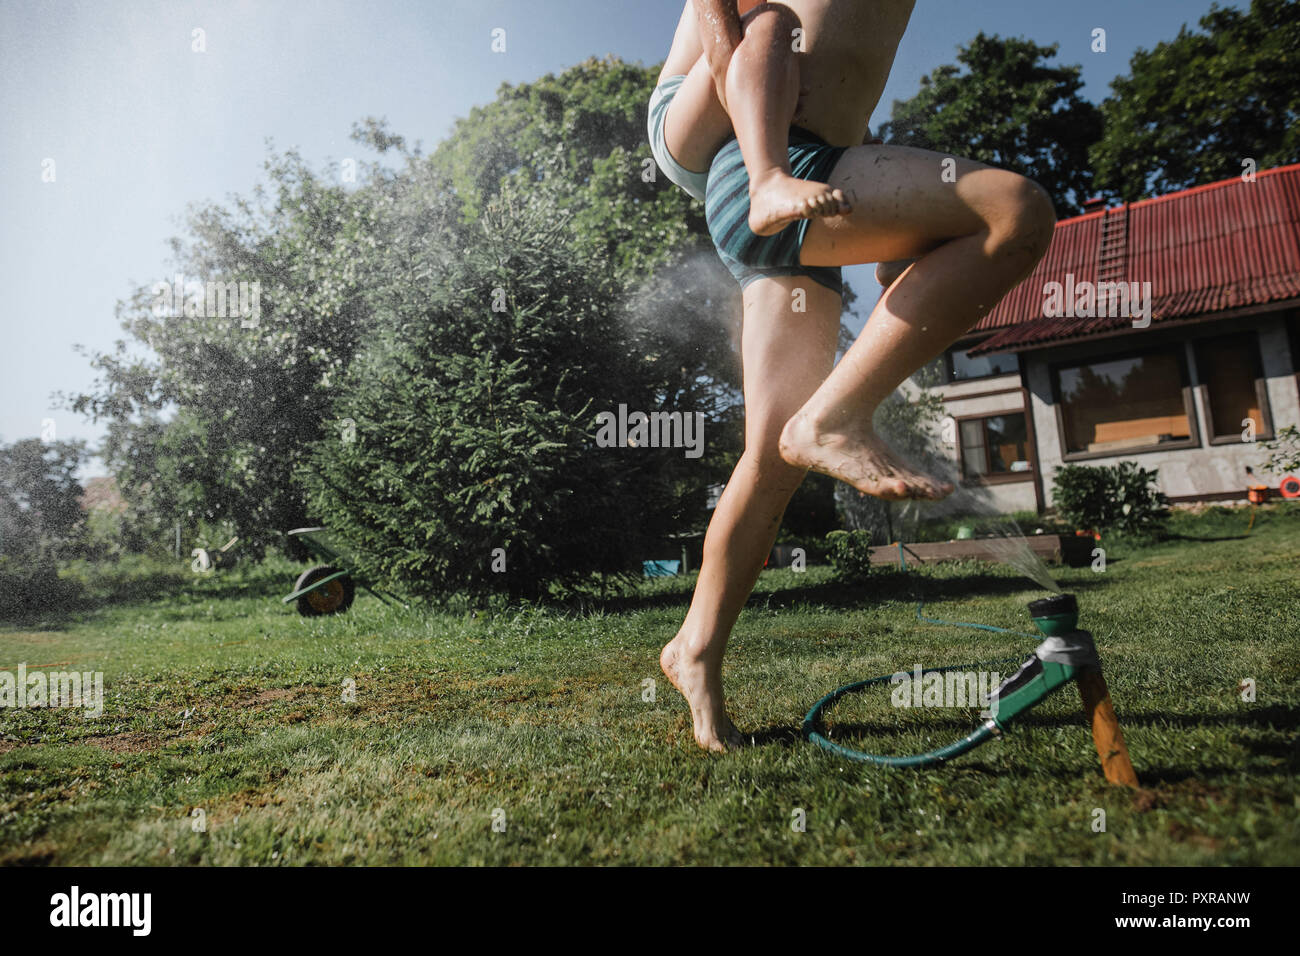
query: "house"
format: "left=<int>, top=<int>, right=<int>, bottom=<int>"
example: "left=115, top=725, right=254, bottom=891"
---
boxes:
left=925, top=163, right=1300, bottom=513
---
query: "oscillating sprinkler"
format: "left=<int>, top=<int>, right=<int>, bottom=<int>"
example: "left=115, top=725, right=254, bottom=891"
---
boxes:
left=984, top=593, right=1139, bottom=787
left=804, top=592, right=1140, bottom=786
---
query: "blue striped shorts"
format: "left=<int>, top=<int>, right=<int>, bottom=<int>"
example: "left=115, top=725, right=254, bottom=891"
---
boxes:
left=704, top=126, right=847, bottom=296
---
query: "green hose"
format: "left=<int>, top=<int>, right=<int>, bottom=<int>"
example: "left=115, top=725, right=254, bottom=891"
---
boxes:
left=802, top=542, right=1046, bottom=767
left=914, top=601, right=1041, bottom=641
left=802, top=659, right=1016, bottom=766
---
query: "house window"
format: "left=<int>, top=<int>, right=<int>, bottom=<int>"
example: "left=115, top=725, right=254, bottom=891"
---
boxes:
left=948, top=344, right=1020, bottom=382
left=1055, top=349, right=1194, bottom=456
left=960, top=413, right=1032, bottom=479
left=1193, top=332, right=1271, bottom=442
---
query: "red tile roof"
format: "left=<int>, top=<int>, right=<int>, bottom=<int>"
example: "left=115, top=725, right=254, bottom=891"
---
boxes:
left=968, top=164, right=1300, bottom=354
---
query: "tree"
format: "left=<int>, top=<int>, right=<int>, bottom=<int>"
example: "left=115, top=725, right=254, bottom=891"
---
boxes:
left=430, top=56, right=710, bottom=281
left=428, top=58, right=750, bottom=486
left=70, top=59, right=749, bottom=560
left=0, top=438, right=86, bottom=552
left=881, top=33, right=1102, bottom=216
left=1090, top=0, right=1300, bottom=201
left=67, top=143, right=453, bottom=557
left=0, top=438, right=87, bottom=614
left=299, top=189, right=688, bottom=601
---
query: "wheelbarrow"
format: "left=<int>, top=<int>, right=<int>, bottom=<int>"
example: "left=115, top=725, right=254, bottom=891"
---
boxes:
left=281, top=527, right=407, bottom=616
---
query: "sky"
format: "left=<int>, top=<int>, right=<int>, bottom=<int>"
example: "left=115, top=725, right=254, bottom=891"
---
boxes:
left=0, top=0, right=1249, bottom=474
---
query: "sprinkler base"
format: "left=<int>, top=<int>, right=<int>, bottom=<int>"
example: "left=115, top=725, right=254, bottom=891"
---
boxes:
left=803, top=591, right=1138, bottom=785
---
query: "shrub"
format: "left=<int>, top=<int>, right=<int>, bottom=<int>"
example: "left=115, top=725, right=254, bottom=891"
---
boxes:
left=299, top=192, right=685, bottom=602
left=1259, top=423, right=1300, bottom=476
left=825, top=530, right=876, bottom=580
left=0, top=438, right=89, bottom=615
left=1052, top=461, right=1170, bottom=535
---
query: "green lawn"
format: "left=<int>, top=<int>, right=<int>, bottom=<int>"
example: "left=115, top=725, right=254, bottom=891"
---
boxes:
left=2, top=504, right=1297, bottom=865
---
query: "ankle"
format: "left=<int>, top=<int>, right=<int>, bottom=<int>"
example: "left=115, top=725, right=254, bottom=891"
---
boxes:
left=800, top=401, right=889, bottom=439
left=748, top=166, right=792, bottom=193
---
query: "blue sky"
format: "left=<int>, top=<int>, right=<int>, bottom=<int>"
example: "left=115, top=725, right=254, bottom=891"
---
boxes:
left=0, top=0, right=1247, bottom=472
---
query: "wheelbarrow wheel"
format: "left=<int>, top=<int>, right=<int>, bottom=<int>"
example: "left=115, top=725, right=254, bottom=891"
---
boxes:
left=294, top=565, right=355, bottom=617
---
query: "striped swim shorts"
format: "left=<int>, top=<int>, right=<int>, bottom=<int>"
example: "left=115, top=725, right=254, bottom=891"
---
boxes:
left=704, top=125, right=847, bottom=296
left=646, top=74, right=710, bottom=202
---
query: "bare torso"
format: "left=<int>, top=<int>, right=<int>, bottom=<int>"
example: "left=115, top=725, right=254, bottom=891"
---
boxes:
left=659, top=0, right=916, bottom=148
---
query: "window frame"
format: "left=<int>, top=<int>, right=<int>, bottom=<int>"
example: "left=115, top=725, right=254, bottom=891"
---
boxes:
left=945, top=340, right=1022, bottom=384
left=1189, top=330, right=1275, bottom=445
left=1050, top=344, right=1200, bottom=462
left=954, top=411, right=1036, bottom=485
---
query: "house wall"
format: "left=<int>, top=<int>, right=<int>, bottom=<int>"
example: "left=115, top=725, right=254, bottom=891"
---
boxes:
left=929, top=373, right=1039, bottom=516
left=1023, top=310, right=1299, bottom=506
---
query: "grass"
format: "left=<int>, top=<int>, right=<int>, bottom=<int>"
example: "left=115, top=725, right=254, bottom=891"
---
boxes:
left=1, top=503, right=1297, bottom=865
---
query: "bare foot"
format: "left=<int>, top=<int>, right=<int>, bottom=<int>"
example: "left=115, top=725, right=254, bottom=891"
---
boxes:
left=779, top=412, right=955, bottom=500
left=748, top=170, right=851, bottom=237
left=660, top=635, right=746, bottom=753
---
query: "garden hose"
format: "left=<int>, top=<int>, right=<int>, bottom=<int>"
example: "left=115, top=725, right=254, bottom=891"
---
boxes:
left=803, top=570, right=1094, bottom=766
left=802, top=661, right=1014, bottom=766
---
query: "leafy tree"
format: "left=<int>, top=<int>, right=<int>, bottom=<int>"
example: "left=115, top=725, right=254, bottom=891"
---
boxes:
left=430, top=56, right=709, bottom=280
left=299, top=189, right=688, bottom=601
left=881, top=33, right=1102, bottom=215
left=67, top=144, right=448, bottom=557
left=0, top=438, right=86, bottom=552
left=0, top=438, right=87, bottom=614
left=428, top=57, right=751, bottom=488
left=69, top=60, right=748, bottom=561
left=1091, top=0, right=1300, bottom=201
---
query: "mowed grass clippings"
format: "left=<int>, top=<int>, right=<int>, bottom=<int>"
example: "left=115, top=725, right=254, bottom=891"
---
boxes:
left=1, top=504, right=1297, bottom=865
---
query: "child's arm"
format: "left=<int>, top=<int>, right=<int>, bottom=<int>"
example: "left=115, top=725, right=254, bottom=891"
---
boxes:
left=693, top=0, right=744, bottom=111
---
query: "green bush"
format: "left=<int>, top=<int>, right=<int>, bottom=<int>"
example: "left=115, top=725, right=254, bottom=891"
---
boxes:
left=825, top=530, right=876, bottom=580
left=1259, top=423, right=1300, bottom=476
left=299, top=192, right=686, bottom=602
left=0, top=438, right=89, bottom=616
left=1051, top=461, right=1170, bottom=535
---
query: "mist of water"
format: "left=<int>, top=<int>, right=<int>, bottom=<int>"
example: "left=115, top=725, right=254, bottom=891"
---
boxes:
left=894, top=488, right=1062, bottom=595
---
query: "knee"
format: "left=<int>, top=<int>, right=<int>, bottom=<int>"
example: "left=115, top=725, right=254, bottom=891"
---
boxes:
left=987, top=175, right=1056, bottom=266
left=743, top=3, right=802, bottom=40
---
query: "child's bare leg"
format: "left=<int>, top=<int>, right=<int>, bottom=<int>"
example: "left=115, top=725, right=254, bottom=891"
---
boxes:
left=661, top=275, right=839, bottom=752
left=778, top=145, right=1056, bottom=499
left=723, top=4, right=851, bottom=236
